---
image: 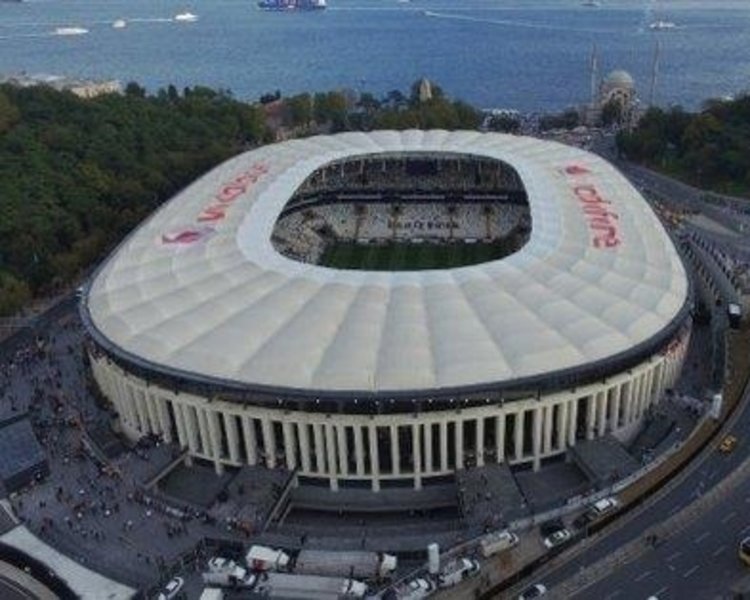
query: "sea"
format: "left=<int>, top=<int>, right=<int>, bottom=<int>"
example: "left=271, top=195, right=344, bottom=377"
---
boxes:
left=0, top=0, right=749, bottom=112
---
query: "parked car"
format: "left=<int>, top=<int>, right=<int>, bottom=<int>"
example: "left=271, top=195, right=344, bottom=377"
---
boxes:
left=157, top=576, right=184, bottom=600
left=590, top=497, right=619, bottom=516
left=480, top=529, right=519, bottom=557
left=518, top=583, right=547, bottom=599
left=542, top=528, right=571, bottom=549
left=394, top=576, right=436, bottom=599
left=437, top=557, right=480, bottom=588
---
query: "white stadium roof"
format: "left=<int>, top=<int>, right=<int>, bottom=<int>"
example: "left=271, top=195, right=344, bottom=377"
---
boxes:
left=86, top=131, right=688, bottom=395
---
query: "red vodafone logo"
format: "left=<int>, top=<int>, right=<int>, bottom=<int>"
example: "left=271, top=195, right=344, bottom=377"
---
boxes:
left=160, top=226, right=215, bottom=247
left=564, top=164, right=590, bottom=176
left=561, top=163, right=622, bottom=250
left=159, top=161, right=269, bottom=249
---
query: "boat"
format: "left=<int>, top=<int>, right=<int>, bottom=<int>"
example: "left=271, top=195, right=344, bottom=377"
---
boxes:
left=649, top=20, right=676, bottom=30
left=581, top=0, right=601, bottom=7
left=54, top=27, right=89, bottom=36
left=174, top=12, right=198, bottom=22
left=112, top=19, right=127, bottom=29
left=257, top=0, right=326, bottom=12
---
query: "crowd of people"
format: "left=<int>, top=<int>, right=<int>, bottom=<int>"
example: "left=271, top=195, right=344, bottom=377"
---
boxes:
left=273, top=201, right=530, bottom=264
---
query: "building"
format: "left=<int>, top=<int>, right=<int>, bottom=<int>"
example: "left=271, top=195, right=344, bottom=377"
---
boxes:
left=81, top=131, right=690, bottom=492
left=0, top=73, right=121, bottom=98
left=581, top=68, right=640, bottom=127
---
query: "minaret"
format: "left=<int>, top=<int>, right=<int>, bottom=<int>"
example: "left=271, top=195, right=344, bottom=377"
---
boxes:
left=590, top=43, right=599, bottom=108
left=649, top=40, right=661, bottom=107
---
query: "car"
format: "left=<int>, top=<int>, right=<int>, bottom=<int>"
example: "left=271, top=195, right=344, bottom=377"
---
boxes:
left=395, top=576, right=436, bottom=599
left=518, top=583, right=547, bottom=599
left=480, top=529, right=519, bottom=557
left=437, top=557, right=481, bottom=588
left=542, top=528, right=571, bottom=549
left=720, top=435, right=738, bottom=453
left=157, top=576, right=184, bottom=600
left=590, top=497, right=619, bottom=516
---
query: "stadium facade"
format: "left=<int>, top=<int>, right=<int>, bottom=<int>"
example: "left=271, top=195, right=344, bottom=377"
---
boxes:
left=82, top=131, right=690, bottom=491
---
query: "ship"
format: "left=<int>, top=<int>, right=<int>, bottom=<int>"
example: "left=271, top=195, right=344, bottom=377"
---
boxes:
left=54, top=27, right=89, bottom=36
left=649, top=20, right=676, bottom=31
left=258, top=0, right=326, bottom=11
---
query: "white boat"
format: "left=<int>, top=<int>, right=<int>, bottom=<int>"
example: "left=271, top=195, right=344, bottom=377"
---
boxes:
left=54, top=27, right=89, bottom=36
left=649, top=20, right=676, bottom=30
left=112, top=19, right=127, bottom=29
left=174, top=12, right=198, bottom=22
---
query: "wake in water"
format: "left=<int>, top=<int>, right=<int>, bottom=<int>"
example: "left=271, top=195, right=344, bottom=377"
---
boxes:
left=422, top=10, right=617, bottom=35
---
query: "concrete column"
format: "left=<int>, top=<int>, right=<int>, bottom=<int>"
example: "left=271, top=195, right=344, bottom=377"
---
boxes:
left=568, top=399, right=578, bottom=446
left=439, top=420, right=449, bottom=471
left=157, top=398, right=172, bottom=443
left=496, top=413, right=505, bottom=463
left=283, top=421, right=297, bottom=470
left=390, top=425, right=401, bottom=475
left=514, top=411, right=524, bottom=461
left=644, top=368, right=656, bottom=410
left=424, top=422, right=434, bottom=473
left=116, top=380, right=136, bottom=429
left=455, top=419, right=464, bottom=471
left=633, top=375, right=643, bottom=420
left=241, top=416, right=258, bottom=466
left=597, top=391, right=607, bottom=437
left=412, top=423, right=422, bottom=490
left=476, top=418, right=485, bottom=467
left=207, top=411, right=224, bottom=474
left=261, top=418, right=276, bottom=469
left=224, top=413, right=240, bottom=464
left=145, top=395, right=159, bottom=435
left=336, top=425, right=348, bottom=477
left=184, top=405, right=200, bottom=454
left=325, top=423, right=338, bottom=491
left=313, top=423, right=325, bottom=474
left=532, top=407, right=543, bottom=471
left=610, top=386, right=622, bottom=431
left=134, top=392, right=149, bottom=434
left=173, top=402, right=188, bottom=449
left=585, top=395, right=596, bottom=440
left=369, top=425, right=380, bottom=491
left=353, top=425, right=365, bottom=476
left=297, top=423, right=311, bottom=472
left=197, top=408, right=210, bottom=456
left=556, top=402, right=568, bottom=451
left=543, top=405, right=553, bottom=455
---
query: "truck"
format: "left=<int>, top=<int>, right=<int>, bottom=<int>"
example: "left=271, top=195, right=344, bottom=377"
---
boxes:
left=293, top=549, right=397, bottom=580
left=201, top=557, right=257, bottom=588
left=479, top=529, right=519, bottom=558
left=253, top=572, right=367, bottom=599
left=246, top=545, right=291, bottom=571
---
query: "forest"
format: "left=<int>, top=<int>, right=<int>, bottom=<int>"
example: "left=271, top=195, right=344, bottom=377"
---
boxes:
left=0, top=80, right=480, bottom=316
left=617, top=94, right=750, bottom=196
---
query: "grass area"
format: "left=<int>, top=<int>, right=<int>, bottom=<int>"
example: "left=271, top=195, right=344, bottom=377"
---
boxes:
left=319, top=241, right=510, bottom=270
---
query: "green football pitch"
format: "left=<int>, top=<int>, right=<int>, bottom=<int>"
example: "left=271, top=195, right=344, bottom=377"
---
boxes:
left=319, top=241, right=510, bottom=270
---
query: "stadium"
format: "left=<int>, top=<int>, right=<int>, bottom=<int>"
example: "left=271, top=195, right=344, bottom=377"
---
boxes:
left=81, top=130, right=691, bottom=492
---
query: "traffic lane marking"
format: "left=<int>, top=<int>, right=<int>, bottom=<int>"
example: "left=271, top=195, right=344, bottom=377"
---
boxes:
left=683, top=565, right=699, bottom=578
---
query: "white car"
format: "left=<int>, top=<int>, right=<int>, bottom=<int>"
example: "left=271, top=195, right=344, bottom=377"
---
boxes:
left=437, top=557, right=481, bottom=588
left=518, top=583, right=547, bottom=599
left=396, top=577, right=436, bottom=599
left=157, top=576, right=184, bottom=600
left=589, top=497, right=619, bottom=517
left=480, top=529, right=519, bottom=557
left=542, top=528, right=571, bottom=549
